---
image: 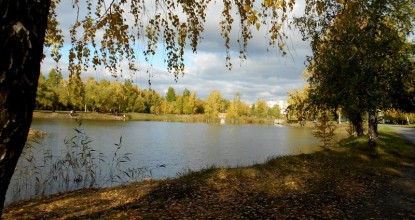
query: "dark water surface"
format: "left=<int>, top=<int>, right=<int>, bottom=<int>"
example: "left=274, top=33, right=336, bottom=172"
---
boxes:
left=6, top=118, right=319, bottom=204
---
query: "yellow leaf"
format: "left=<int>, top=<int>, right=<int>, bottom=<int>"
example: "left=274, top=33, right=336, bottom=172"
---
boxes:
left=256, top=22, right=261, bottom=31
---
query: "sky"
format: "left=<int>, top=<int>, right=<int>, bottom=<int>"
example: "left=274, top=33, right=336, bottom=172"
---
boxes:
left=41, top=0, right=311, bottom=105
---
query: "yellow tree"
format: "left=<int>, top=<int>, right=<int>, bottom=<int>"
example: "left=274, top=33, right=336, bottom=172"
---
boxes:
left=253, top=100, right=269, bottom=117
left=205, top=90, right=223, bottom=118
left=84, top=77, right=98, bottom=112
left=227, top=92, right=241, bottom=119
left=287, top=86, right=314, bottom=121
left=183, top=92, right=197, bottom=114
left=68, top=74, right=85, bottom=110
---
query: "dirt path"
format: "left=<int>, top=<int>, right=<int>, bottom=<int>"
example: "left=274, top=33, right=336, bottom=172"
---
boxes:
left=379, top=125, right=415, bottom=218
left=392, top=125, right=415, bottom=146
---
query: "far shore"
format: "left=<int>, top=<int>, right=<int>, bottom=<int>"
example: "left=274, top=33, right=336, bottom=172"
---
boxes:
left=32, top=111, right=287, bottom=125
left=32, top=111, right=126, bottom=121
left=31, top=111, right=356, bottom=131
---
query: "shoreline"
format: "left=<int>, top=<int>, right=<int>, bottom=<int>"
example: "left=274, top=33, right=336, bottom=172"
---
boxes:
left=32, top=111, right=126, bottom=121
left=4, top=126, right=415, bottom=219
left=32, top=111, right=285, bottom=125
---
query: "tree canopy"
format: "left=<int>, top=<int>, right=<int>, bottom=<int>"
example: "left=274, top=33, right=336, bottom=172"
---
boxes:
left=295, top=0, right=415, bottom=145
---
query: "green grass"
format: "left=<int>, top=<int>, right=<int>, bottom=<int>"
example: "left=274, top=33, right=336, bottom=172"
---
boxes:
left=338, top=125, right=414, bottom=156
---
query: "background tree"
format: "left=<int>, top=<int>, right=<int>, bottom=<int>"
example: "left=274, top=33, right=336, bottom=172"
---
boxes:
left=269, top=104, right=282, bottom=118
left=122, top=80, right=140, bottom=113
left=68, top=75, right=85, bottom=111
left=108, top=81, right=125, bottom=112
left=182, top=88, right=191, bottom=97
left=239, top=101, right=252, bottom=117
left=253, top=100, right=269, bottom=117
left=133, top=95, right=146, bottom=113
left=220, top=98, right=230, bottom=114
left=145, top=90, right=162, bottom=114
left=183, top=92, right=197, bottom=114
left=95, top=79, right=112, bottom=111
left=35, top=75, right=233, bottom=115
left=195, top=98, right=206, bottom=114
left=205, top=90, right=223, bottom=118
left=84, top=77, right=99, bottom=112
left=174, top=95, right=184, bottom=114
left=227, top=92, right=242, bottom=120
left=166, top=87, right=176, bottom=102
left=45, top=69, right=62, bottom=111
left=36, top=69, right=63, bottom=111
left=56, top=78, right=71, bottom=109
left=287, top=86, right=316, bottom=123
left=36, top=74, right=52, bottom=110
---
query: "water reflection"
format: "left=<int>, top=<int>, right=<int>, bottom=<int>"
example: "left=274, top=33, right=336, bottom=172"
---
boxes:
left=6, top=119, right=319, bottom=204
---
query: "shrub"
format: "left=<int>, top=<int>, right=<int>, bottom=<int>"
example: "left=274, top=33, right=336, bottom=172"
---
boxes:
left=313, top=114, right=336, bottom=150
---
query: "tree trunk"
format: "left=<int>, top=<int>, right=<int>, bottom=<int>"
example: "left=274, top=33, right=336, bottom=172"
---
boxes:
left=0, top=0, right=51, bottom=217
left=338, top=111, right=341, bottom=124
left=349, top=114, right=364, bottom=137
left=353, top=120, right=364, bottom=137
left=368, top=109, right=379, bottom=147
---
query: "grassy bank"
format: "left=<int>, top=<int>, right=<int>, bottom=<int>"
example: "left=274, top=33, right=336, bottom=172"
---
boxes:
left=33, top=111, right=282, bottom=125
left=4, top=125, right=415, bottom=219
left=125, top=113, right=209, bottom=123
left=33, top=111, right=126, bottom=121
left=126, top=113, right=280, bottom=125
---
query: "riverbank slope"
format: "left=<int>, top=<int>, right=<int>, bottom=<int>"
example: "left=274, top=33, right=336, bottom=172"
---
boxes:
left=32, top=111, right=282, bottom=124
left=4, top=126, right=415, bottom=219
left=32, top=111, right=126, bottom=121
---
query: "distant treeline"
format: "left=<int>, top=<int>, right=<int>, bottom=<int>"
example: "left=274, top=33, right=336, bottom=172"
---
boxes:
left=36, top=69, right=283, bottom=118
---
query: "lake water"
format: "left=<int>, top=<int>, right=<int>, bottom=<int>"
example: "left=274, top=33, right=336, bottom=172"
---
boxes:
left=6, top=118, right=319, bottom=204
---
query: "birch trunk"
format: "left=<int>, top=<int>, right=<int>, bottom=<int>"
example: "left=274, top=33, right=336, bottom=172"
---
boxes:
left=0, top=0, right=51, bottom=216
left=368, top=109, right=379, bottom=147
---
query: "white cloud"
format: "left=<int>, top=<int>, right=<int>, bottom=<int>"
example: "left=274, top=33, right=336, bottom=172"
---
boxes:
left=41, top=0, right=310, bottom=104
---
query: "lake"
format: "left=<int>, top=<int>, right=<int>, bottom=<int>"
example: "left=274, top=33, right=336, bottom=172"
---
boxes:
left=6, top=118, right=319, bottom=204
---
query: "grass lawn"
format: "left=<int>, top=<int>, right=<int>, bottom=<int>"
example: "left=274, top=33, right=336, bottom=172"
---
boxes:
left=4, top=125, right=415, bottom=219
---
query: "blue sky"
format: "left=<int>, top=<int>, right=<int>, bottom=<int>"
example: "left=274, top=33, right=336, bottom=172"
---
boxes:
left=41, top=0, right=311, bottom=104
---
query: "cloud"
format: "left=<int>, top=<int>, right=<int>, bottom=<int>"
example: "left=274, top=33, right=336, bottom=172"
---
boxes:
left=174, top=50, right=307, bottom=103
left=41, top=0, right=311, bottom=104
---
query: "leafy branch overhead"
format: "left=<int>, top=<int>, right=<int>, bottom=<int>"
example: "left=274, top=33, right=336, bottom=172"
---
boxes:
left=45, top=0, right=298, bottom=80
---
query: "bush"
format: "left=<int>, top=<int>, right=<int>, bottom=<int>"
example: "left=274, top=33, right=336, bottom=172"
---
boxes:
left=313, top=114, right=336, bottom=150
